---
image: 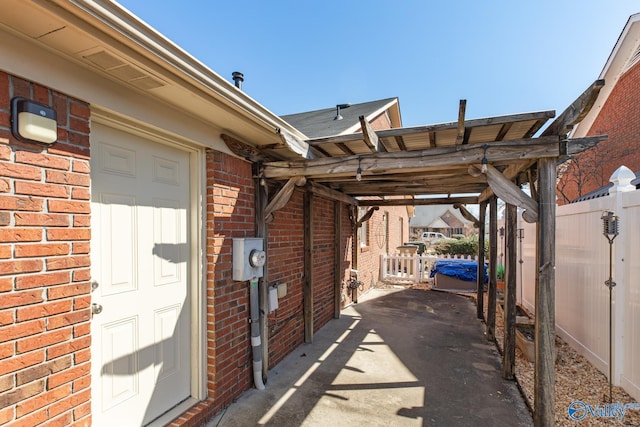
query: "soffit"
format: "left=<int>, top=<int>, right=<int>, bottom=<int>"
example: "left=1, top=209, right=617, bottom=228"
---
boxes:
left=0, top=0, right=295, bottom=149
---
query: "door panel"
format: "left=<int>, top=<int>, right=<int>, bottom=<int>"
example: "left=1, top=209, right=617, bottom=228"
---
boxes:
left=91, top=124, right=191, bottom=426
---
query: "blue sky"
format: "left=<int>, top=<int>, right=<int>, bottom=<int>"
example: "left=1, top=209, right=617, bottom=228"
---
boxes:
left=118, top=1, right=638, bottom=128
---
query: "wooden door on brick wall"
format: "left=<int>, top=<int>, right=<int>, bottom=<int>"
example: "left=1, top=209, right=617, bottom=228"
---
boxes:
left=90, top=124, right=191, bottom=426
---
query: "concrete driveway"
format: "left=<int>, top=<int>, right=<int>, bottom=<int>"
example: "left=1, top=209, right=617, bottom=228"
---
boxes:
left=207, top=288, right=533, bottom=427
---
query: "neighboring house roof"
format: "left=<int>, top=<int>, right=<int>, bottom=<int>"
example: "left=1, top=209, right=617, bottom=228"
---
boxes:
left=428, top=218, right=450, bottom=229
left=570, top=13, right=640, bottom=139
left=410, top=205, right=471, bottom=228
left=440, top=210, right=465, bottom=228
left=281, top=97, right=401, bottom=138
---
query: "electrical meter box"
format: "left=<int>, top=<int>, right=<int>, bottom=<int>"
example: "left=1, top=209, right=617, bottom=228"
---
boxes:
left=232, top=238, right=265, bottom=281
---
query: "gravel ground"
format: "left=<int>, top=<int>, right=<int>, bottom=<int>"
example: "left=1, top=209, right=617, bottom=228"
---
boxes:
left=490, top=297, right=640, bottom=426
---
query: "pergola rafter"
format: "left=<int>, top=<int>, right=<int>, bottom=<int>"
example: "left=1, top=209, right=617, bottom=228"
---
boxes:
left=226, top=81, right=607, bottom=427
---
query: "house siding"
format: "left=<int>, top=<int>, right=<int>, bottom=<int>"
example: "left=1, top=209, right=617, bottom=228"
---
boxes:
left=0, top=72, right=92, bottom=426
left=205, top=151, right=255, bottom=417
left=0, top=65, right=409, bottom=427
left=345, top=206, right=409, bottom=306
left=557, top=61, right=640, bottom=204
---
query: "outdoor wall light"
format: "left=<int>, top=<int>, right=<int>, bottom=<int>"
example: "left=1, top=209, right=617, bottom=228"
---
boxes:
left=11, top=97, right=58, bottom=145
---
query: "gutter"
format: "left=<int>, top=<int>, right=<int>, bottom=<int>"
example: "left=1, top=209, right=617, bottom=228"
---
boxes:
left=52, top=0, right=306, bottom=143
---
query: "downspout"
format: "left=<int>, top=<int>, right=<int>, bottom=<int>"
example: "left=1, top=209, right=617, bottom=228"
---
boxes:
left=253, top=161, right=268, bottom=388
left=249, top=278, right=265, bottom=390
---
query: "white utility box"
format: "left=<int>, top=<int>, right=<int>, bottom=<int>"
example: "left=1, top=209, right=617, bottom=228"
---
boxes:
left=232, top=238, right=265, bottom=281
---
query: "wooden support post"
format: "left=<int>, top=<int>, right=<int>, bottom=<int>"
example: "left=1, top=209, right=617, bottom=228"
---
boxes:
left=476, top=201, right=487, bottom=319
left=254, top=163, right=269, bottom=381
left=503, top=203, right=517, bottom=380
left=487, top=196, right=498, bottom=341
left=304, top=190, right=314, bottom=343
left=534, top=158, right=556, bottom=426
left=334, top=201, right=342, bottom=319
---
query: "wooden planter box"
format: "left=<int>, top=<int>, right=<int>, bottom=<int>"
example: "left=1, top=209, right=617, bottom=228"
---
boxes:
left=516, top=325, right=535, bottom=362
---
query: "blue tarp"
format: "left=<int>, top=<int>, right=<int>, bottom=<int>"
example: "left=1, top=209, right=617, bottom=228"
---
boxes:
left=430, top=259, right=488, bottom=283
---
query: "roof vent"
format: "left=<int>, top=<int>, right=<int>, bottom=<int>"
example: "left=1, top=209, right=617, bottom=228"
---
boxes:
left=334, top=103, right=351, bottom=120
left=232, top=71, right=244, bottom=89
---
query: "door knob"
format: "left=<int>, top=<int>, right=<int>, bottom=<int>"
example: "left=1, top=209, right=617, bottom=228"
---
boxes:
left=91, top=303, right=103, bottom=315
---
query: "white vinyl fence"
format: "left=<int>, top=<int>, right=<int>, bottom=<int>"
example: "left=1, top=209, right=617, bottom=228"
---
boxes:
left=519, top=166, right=640, bottom=402
left=380, top=252, right=480, bottom=282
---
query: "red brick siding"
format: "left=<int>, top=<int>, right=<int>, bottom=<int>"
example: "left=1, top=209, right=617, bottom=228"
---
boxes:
left=343, top=206, right=408, bottom=306
left=0, top=72, right=91, bottom=426
left=557, top=62, right=640, bottom=203
left=312, top=196, right=335, bottom=333
left=202, top=151, right=254, bottom=418
left=266, top=189, right=305, bottom=367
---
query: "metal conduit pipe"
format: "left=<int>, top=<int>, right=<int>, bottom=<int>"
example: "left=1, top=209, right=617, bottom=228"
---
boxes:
left=249, top=278, right=265, bottom=390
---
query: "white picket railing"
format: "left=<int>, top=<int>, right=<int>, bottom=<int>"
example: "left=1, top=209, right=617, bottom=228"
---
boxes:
left=380, top=253, right=480, bottom=282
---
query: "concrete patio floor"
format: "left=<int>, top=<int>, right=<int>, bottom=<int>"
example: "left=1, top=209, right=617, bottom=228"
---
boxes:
left=207, top=288, right=533, bottom=427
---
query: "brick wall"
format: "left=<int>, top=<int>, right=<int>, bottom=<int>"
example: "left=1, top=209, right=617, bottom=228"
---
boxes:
left=0, top=72, right=92, bottom=426
left=344, top=206, right=408, bottom=306
left=203, top=151, right=255, bottom=417
left=557, top=62, right=640, bottom=204
left=266, top=189, right=305, bottom=367
left=312, top=196, right=335, bottom=333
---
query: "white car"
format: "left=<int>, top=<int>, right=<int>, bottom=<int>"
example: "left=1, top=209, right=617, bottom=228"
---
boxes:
left=421, top=231, right=452, bottom=244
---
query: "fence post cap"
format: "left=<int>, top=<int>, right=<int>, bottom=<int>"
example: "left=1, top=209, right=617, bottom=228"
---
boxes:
left=609, top=165, right=636, bottom=193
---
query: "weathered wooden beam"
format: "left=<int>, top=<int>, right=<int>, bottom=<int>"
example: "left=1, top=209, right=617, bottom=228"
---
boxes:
left=265, top=176, right=306, bottom=222
left=334, top=201, right=342, bottom=319
left=277, top=127, right=320, bottom=159
left=429, top=132, right=437, bottom=148
left=486, top=196, right=498, bottom=342
left=263, top=136, right=562, bottom=180
left=542, top=79, right=605, bottom=137
left=306, top=180, right=358, bottom=205
left=476, top=201, right=487, bottom=319
left=359, top=115, right=384, bottom=152
left=336, top=142, right=355, bottom=155
left=394, top=135, right=408, bottom=151
left=495, top=122, right=513, bottom=142
left=477, top=160, right=536, bottom=203
left=456, top=99, right=467, bottom=145
left=482, top=164, right=538, bottom=223
left=560, top=135, right=608, bottom=156
left=222, top=133, right=266, bottom=162
left=356, top=207, right=379, bottom=228
left=534, top=158, right=556, bottom=426
left=304, top=190, right=314, bottom=343
left=359, top=196, right=478, bottom=206
left=307, top=110, right=556, bottom=146
left=453, top=203, right=481, bottom=227
left=341, top=185, right=486, bottom=198
left=502, top=203, right=517, bottom=380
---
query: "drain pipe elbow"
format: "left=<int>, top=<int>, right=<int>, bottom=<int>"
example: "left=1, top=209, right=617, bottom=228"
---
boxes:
left=250, top=278, right=266, bottom=390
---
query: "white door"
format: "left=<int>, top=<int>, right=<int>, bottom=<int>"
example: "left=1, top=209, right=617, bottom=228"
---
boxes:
left=90, top=124, right=191, bottom=426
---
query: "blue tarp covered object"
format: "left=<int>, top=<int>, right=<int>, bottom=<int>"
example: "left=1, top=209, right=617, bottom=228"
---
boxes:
left=430, top=259, right=488, bottom=283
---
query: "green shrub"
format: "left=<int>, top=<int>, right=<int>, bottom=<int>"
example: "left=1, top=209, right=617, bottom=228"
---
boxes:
left=433, top=235, right=487, bottom=257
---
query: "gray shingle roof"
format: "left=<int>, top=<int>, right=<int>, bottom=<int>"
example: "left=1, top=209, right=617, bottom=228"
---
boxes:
left=280, top=98, right=398, bottom=138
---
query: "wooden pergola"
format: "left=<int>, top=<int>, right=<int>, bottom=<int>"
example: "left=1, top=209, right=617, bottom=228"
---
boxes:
left=223, top=80, right=605, bottom=427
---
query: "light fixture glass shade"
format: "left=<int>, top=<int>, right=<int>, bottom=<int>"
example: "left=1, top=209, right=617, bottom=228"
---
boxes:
left=11, top=97, right=57, bottom=144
